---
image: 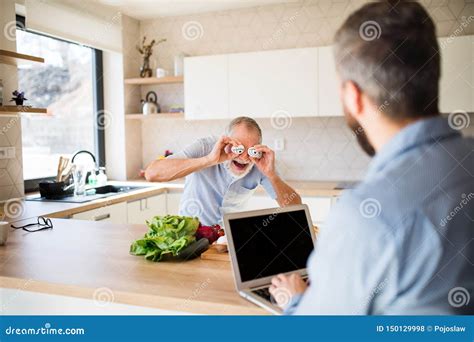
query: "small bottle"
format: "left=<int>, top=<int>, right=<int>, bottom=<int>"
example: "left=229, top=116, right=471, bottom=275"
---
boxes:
left=174, top=53, right=184, bottom=76
left=97, top=167, right=107, bottom=186
left=88, top=168, right=98, bottom=186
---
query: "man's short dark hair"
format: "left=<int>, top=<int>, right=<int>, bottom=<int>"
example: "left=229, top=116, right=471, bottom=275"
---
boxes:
left=334, top=1, right=440, bottom=119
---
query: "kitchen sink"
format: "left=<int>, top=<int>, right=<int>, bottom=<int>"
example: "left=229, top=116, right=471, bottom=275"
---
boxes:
left=92, top=185, right=147, bottom=194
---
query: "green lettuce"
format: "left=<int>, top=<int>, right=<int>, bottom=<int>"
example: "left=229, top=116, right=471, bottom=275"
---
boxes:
left=130, top=215, right=200, bottom=262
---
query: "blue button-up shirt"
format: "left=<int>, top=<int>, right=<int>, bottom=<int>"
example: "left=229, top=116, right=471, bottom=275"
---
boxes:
left=288, top=117, right=473, bottom=315
left=168, top=136, right=276, bottom=226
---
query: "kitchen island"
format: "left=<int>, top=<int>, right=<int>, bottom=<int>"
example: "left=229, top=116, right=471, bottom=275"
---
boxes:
left=0, top=218, right=266, bottom=315
left=0, top=180, right=347, bottom=314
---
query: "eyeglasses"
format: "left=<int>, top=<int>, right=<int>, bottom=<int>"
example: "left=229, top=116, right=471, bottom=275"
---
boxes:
left=11, top=216, right=53, bottom=232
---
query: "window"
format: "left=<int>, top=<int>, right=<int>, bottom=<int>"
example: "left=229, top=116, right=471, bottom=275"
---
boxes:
left=15, top=19, right=104, bottom=189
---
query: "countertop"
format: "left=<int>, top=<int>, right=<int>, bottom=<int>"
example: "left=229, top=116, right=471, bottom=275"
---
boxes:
left=1, top=180, right=347, bottom=223
left=255, top=180, right=348, bottom=197
left=0, top=218, right=266, bottom=315
left=0, top=180, right=350, bottom=314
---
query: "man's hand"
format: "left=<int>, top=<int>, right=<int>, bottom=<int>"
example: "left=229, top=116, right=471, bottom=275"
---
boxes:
left=252, top=144, right=276, bottom=179
left=206, top=135, right=241, bottom=166
left=252, top=144, right=302, bottom=206
left=269, top=273, right=308, bottom=308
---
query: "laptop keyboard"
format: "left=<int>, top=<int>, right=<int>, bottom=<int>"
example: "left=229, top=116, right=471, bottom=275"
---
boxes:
left=252, top=276, right=309, bottom=304
left=253, top=287, right=273, bottom=303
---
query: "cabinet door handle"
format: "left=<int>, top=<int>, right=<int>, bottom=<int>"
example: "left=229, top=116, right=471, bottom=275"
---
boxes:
left=93, top=213, right=111, bottom=221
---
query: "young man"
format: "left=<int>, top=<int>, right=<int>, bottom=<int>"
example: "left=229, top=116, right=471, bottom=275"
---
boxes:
left=270, top=1, right=473, bottom=314
left=145, top=116, right=301, bottom=225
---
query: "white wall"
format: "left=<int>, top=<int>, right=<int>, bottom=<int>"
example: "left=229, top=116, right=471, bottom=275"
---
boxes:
left=103, top=50, right=127, bottom=181
left=121, top=15, right=144, bottom=180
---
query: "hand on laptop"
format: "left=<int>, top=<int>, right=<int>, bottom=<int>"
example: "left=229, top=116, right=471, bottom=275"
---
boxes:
left=269, top=273, right=308, bottom=308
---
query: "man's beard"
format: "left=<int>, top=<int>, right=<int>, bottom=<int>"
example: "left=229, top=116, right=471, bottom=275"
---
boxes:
left=224, top=159, right=254, bottom=180
left=343, top=104, right=376, bottom=157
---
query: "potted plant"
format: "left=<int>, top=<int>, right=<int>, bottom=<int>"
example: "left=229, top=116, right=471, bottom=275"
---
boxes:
left=10, top=90, right=27, bottom=106
left=136, top=36, right=166, bottom=78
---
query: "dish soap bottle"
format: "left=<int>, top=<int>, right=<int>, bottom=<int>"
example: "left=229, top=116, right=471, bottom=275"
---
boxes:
left=97, top=167, right=107, bottom=186
left=88, top=168, right=98, bottom=186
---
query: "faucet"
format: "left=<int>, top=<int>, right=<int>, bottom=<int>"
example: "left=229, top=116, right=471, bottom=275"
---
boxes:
left=71, top=150, right=98, bottom=186
left=71, top=150, right=97, bottom=167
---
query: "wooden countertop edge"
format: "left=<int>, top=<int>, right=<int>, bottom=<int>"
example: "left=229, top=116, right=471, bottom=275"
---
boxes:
left=0, top=276, right=266, bottom=315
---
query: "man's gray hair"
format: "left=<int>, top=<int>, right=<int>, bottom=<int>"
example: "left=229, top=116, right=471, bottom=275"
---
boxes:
left=226, top=116, right=262, bottom=143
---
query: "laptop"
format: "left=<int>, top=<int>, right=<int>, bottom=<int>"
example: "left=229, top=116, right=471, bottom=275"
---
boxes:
left=223, top=204, right=315, bottom=314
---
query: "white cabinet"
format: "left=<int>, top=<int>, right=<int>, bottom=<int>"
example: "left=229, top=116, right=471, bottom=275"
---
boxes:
left=184, top=48, right=318, bottom=120
left=127, top=193, right=167, bottom=224
left=166, top=191, right=182, bottom=215
left=184, top=54, right=228, bottom=120
left=228, top=48, right=318, bottom=118
left=301, top=196, right=333, bottom=224
left=135, top=190, right=333, bottom=224
left=240, top=194, right=278, bottom=212
left=184, top=36, right=474, bottom=119
left=318, top=46, right=343, bottom=116
left=165, top=191, right=277, bottom=216
left=438, top=36, right=474, bottom=113
left=240, top=194, right=333, bottom=224
left=72, top=202, right=127, bottom=223
left=72, top=193, right=172, bottom=225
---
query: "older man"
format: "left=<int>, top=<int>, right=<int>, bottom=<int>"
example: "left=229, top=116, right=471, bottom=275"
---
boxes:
left=145, top=116, right=301, bottom=225
left=270, top=1, right=473, bottom=314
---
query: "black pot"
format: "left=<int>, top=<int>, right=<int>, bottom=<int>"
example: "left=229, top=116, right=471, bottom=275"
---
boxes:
left=39, top=181, right=73, bottom=199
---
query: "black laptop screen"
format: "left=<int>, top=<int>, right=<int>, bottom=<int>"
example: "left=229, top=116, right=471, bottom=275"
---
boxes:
left=228, top=209, right=314, bottom=282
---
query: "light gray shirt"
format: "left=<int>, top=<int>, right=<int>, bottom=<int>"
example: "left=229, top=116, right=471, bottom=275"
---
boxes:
left=168, top=136, right=276, bottom=226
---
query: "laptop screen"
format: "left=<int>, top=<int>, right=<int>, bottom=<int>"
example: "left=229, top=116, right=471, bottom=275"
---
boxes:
left=228, top=208, right=314, bottom=283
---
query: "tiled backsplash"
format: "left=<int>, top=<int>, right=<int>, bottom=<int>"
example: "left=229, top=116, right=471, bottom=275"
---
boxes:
left=0, top=0, right=23, bottom=201
left=141, top=116, right=371, bottom=181
left=141, top=114, right=474, bottom=181
left=131, top=0, right=473, bottom=181
left=0, top=116, right=24, bottom=201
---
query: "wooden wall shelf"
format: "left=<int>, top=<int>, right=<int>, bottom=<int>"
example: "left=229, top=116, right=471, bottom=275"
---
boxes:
left=125, top=113, right=184, bottom=120
left=0, top=106, right=47, bottom=114
left=0, top=49, right=44, bottom=66
left=124, top=76, right=183, bottom=85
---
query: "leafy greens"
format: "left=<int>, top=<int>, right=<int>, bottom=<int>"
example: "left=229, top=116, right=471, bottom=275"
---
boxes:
left=130, top=215, right=200, bottom=262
